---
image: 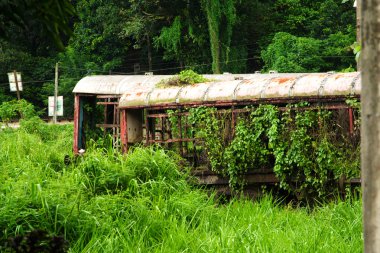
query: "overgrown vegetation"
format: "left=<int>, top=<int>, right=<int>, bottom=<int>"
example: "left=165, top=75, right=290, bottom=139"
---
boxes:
left=186, top=103, right=360, bottom=198
left=157, top=69, right=209, bottom=87
left=0, top=117, right=362, bottom=252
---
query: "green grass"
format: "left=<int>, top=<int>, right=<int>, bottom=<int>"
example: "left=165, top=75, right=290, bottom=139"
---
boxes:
left=0, top=122, right=363, bottom=252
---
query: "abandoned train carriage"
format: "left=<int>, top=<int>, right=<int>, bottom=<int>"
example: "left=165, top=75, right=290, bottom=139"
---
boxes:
left=72, top=72, right=361, bottom=189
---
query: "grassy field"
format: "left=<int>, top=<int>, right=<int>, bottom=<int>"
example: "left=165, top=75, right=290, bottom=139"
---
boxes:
left=0, top=122, right=363, bottom=252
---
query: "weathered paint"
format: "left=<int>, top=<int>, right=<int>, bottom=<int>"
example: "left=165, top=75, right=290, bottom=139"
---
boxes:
left=149, top=86, right=182, bottom=105
left=74, top=73, right=361, bottom=108
left=323, top=72, right=360, bottom=96
left=204, top=80, right=241, bottom=101
left=291, top=73, right=326, bottom=97
left=116, top=72, right=361, bottom=108
left=263, top=75, right=299, bottom=98
left=178, top=83, right=210, bottom=103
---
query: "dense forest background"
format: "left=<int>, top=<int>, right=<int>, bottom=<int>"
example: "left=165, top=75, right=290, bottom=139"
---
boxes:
left=0, top=0, right=357, bottom=117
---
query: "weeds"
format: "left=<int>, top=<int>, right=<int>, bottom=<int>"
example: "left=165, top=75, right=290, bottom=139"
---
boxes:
left=0, top=120, right=362, bottom=252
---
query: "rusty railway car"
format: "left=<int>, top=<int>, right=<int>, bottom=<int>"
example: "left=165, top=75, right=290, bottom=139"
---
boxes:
left=72, top=72, right=361, bottom=194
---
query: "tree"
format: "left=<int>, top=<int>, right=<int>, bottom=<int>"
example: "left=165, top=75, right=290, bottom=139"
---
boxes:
left=0, top=0, right=75, bottom=49
left=261, top=32, right=326, bottom=72
left=120, top=0, right=166, bottom=71
left=361, top=0, right=380, bottom=251
left=200, top=0, right=237, bottom=74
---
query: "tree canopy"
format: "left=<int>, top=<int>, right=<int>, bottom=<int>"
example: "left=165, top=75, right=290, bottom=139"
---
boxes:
left=0, top=0, right=357, bottom=117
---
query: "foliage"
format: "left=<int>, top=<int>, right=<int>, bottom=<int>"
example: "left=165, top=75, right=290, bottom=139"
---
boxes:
left=0, top=99, right=38, bottom=124
left=187, top=104, right=360, bottom=198
left=0, top=0, right=357, bottom=118
left=351, top=41, right=361, bottom=63
left=155, top=16, right=182, bottom=57
left=189, top=106, right=227, bottom=172
left=158, top=70, right=209, bottom=87
left=261, top=32, right=326, bottom=72
left=0, top=0, right=75, bottom=49
left=201, top=0, right=237, bottom=73
left=0, top=123, right=362, bottom=252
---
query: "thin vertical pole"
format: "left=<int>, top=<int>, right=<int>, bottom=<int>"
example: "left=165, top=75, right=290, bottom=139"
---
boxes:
left=145, top=109, right=149, bottom=145
left=178, top=110, right=183, bottom=156
left=73, top=95, right=80, bottom=154
left=53, top=62, right=59, bottom=123
left=13, top=70, right=20, bottom=100
left=348, top=108, right=354, bottom=135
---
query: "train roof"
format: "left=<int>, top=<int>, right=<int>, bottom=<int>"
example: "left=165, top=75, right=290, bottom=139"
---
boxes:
left=73, top=72, right=361, bottom=108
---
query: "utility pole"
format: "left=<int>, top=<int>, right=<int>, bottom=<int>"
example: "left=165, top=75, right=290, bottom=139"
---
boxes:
left=361, top=0, right=380, bottom=252
left=53, top=62, right=59, bottom=124
left=13, top=70, right=20, bottom=100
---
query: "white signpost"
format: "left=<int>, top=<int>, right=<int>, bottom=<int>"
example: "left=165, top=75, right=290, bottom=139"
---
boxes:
left=48, top=96, right=64, bottom=117
left=7, top=71, right=22, bottom=100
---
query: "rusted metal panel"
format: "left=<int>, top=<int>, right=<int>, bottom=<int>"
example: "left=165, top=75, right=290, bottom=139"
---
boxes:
left=127, top=109, right=144, bottom=143
left=120, top=110, right=127, bottom=153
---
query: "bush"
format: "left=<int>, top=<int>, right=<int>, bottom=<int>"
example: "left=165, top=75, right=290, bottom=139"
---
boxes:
left=261, top=32, right=327, bottom=72
left=158, top=70, right=209, bottom=87
left=0, top=99, right=38, bottom=125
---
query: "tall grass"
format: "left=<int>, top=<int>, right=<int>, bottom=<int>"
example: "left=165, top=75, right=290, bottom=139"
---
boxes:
left=0, top=122, right=362, bottom=252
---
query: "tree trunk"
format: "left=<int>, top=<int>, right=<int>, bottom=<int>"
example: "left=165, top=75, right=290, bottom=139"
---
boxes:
left=147, top=34, right=152, bottom=72
left=356, top=0, right=361, bottom=71
left=361, top=0, right=380, bottom=251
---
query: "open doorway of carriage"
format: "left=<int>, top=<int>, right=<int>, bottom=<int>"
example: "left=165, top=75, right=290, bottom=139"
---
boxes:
left=73, top=95, right=121, bottom=154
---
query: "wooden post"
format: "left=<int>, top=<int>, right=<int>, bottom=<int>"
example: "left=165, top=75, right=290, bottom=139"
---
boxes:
left=13, top=70, right=20, bottom=100
left=73, top=95, right=80, bottom=154
left=361, top=0, right=380, bottom=251
left=53, top=62, right=59, bottom=124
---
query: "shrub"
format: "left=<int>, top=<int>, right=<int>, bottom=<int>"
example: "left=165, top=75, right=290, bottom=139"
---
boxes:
left=158, top=70, right=209, bottom=87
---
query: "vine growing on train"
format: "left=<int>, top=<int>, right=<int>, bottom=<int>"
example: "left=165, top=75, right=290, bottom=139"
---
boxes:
left=185, top=103, right=360, bottom=199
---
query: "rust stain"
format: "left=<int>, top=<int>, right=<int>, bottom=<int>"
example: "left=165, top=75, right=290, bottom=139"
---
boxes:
left=275, top=77, right=295, bottom=84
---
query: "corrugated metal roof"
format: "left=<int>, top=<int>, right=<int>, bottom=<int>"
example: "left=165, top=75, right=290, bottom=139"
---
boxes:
left=73, top=72, right=361, bottom=107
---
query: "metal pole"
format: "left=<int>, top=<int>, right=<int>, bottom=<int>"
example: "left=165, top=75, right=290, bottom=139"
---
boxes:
left=13, top=70, right=20, bottom=100
left=53, top=62, right=59, bottom=123
left=361, top=0, right=380, bottom=251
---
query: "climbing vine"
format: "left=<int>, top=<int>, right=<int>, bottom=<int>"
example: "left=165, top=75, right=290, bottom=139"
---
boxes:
left=183, top=103, right=360, bottom=199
